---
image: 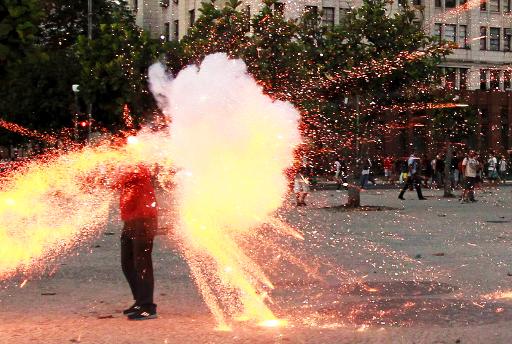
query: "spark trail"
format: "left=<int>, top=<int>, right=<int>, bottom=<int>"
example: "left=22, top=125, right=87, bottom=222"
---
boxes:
left=149, top=53, right=302, bottom=328
left=0, top=132, right=172, bottom=279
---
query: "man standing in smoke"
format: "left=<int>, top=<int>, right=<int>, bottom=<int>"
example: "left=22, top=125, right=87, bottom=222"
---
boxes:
left=114, top=162, right=158, bottom=320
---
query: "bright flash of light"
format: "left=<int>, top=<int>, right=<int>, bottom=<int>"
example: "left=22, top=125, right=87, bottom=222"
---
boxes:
left=0, top=131, right=172, bottom=280
left=258, top=319, right=288, bottom=328
left=149, top=53, right=301, bottom=328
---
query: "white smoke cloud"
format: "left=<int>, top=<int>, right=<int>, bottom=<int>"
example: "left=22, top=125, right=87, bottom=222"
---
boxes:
left=148, top=53, right=302, bottom=325
left=149, top=53, right=301, bottom=233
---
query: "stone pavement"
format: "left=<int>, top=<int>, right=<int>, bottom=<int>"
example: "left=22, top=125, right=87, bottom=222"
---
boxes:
left=1, top=186, right=512, bottom=343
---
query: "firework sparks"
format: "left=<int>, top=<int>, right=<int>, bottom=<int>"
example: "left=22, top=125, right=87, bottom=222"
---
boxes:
left=149, top=53, right=301, bottom=328
left=0, top=130, right=172, bottom=280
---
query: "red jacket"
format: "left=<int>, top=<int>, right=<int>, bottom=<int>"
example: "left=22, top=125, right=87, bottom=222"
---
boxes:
left=118, top=165, right=157, bottom=221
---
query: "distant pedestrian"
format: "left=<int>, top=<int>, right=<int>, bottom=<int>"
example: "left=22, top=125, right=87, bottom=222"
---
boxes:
left=398, top=152, right=426, bottom=200
left=334, top=158, right=342, bottom=190
left=499, top=155, right=508, bottom=183
left=487, top=152, right=498, bottom=187
left=294, top=163, right=311, bottom=206
left=383, top=156, right=393, bottom=184
left=360, top=157, right=372, bottom=188
left=461, top=150, right=479, bottom=203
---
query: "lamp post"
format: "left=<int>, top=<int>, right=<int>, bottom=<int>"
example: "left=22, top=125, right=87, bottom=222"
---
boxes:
left=87, top=0, right=93, bottom=143
left=72, top=84, right=80, bottom=141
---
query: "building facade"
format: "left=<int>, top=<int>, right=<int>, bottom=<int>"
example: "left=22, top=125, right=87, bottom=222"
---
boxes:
left=127, top=0, right=512, bottom=154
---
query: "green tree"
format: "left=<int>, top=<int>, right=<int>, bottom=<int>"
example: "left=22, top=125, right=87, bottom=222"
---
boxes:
left=180, top=0, right=250, bottom=64
left=0, top=0, right=42, bottom=73
left=74, top=3, right=164, bottom=129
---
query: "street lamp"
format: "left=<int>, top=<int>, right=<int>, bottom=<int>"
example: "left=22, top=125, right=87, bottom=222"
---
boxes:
left=72, top=84, right=80, bottom=141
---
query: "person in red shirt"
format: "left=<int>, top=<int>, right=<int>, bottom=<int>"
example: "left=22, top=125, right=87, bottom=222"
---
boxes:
left=383, top=156, right=393, bottom=184
left=116, top=163, right=158, bottom=320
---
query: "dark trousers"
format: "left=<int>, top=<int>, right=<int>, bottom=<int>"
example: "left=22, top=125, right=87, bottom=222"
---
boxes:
left=399, top=175, right=424, bottom=199
left=121, top=218, right=157, bottom=307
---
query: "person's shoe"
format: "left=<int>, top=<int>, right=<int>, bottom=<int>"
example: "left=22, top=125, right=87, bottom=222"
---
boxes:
left=123, top=304, right=140, bottom=316
left=398, top=195, right=405, bottom=200
left=418, top=197, right=427, bottom=200
left=128, top=305, right=157, bottom=320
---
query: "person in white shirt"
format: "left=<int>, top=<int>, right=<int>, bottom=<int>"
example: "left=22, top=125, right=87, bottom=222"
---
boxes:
left=487, top=153, right=498, bottom=187
left=461, top=150, right=479, bottom=203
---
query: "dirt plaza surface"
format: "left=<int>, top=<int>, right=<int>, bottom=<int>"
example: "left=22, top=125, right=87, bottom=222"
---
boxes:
left=1, top=186, right=512, bottom=344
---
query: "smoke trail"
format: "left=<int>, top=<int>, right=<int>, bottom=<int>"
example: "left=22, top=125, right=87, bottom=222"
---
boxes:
left=149, top=53, right=301, bottom=327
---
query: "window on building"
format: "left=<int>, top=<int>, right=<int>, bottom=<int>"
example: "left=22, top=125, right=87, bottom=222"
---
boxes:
left=413, top=20, right=422, bottom=28
left=133, top=0, right=138, bottom=11
left=446, top=0, right=456, bottom=7
left=160, top=0, right=170, bottom=7
left=398, top=0, right=407, bottom=6
left=504, top=71, right=511, bottom=89
left=445, top=24, right=456, bottom=43
left=490, top=70, right=500, bottom=89
left=459, top=68, right=468, bottom=90
left=189, top=9, right=195, bottom=27
left=504, top=28, right=512, bottom=51
left=480, top=69, right=488, bottom=90
left=434, top=23, right=442, bottom=41
left=413, top=0, right=422, bottom=5
left=490, top=27, right=500, bottom=51
left=173, top=20, right=179, bottom=40
left=481, top=0, right=487, bottom=10
left=460, top=0, right=468, bottom=4
left=435, top=0, right=442, bottom=7
left=163, top=22, right=170, bottom=41
left=322, top=7, right=335, bottom=26
left=445, top=68, right=457, bottom=89
left=274, top=2, right=285, bottom=15
left=458, top=25, right=468, bottom=48
left=490, top=0, right=500, bottom=11
left=505, top=0, right=511, bottom=11
left=480, top=27, right=487, bottom=50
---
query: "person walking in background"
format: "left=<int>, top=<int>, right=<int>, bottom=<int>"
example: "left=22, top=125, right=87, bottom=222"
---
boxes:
left=451, top=153, right=460, bottom=189
left=487, top=152, right=498, bottom=187
left=383, top=156, right=393, bottom=184
left=499, top=155, right=508, bottom=183
left=398, top=151, right=426, bottom=200
left=116, top=163, right=159, bottom=320
left=294, top=162, right=311, bottom=206
left=461, top=150, right=479, bottom=203
left=334, top=157, right=342, bottom=190
left=360, top=157, right=371, bottom=189
left=399, top=158, right=409, bottom=184
left=434, top=154, right=444, bottom=189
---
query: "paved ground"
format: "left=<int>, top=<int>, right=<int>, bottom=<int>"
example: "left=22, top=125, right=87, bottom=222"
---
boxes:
left=1, top=186, right=512, bottom=343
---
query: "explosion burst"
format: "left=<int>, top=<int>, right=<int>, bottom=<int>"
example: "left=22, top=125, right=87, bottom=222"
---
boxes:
left=149, top=53, right=302, bottom=328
